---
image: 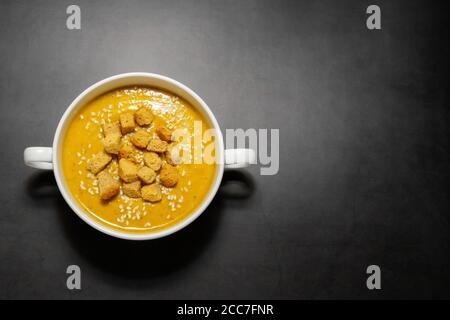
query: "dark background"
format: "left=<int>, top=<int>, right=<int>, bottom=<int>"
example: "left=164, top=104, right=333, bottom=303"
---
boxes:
left=0, top=0, right=449, bottom=299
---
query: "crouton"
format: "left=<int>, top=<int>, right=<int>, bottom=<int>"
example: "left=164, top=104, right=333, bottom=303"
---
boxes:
left=103, top=133, right=121, bottom=154
left=97, top=171, right=120, bottom=200
left=130, top=129, right=151, bottom=149
left=118, top=158, right=139, bottom=182
left=118, top=143, right=139, bottom=162
left=160, top=163, right=178, bottom=187
left=141, top=183, right=162, bottom=202
left=102, top=121, right=121, bottom=136
left=156, top=126, right=172, bottom=142
left=87, top=152, right=112, bottom=174
left=122, top=180, right=141, bottom=198
left=137, top=166, right=156, bottom=184
left=143, top=152, right=162, bottom=171
left=134, top=107, right=154, bottom=126
left=147, top=138, right=168, bottom=153
left=119, top=112, right=135, bottom=134
left=165, top=143, right=181, bottom=165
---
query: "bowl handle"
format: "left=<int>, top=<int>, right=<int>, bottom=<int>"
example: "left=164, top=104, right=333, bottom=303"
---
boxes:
left=224, top=148, right=256, bottom=169
left=24, top=147, right=53, bottom=170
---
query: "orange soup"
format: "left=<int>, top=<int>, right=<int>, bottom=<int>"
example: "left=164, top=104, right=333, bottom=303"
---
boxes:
left=62, top=86, right=217, bottom=233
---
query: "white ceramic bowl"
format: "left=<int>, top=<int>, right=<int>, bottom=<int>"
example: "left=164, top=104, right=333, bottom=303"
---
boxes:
left=24, top=72, right=255, bottom=240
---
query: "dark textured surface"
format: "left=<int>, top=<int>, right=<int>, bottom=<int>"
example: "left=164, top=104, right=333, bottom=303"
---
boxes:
left=1, top=0, right=449, bottom=299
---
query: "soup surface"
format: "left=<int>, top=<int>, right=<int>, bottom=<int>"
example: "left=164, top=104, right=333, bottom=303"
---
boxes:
left=62, top=86, right=217, bottom=233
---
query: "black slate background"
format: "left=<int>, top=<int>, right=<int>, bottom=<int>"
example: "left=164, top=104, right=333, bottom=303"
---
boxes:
left=0, top=0, right=449, bottom=299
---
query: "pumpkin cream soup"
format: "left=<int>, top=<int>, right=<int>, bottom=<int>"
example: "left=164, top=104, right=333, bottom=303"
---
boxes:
left=62, top=86, right=217, bottom=233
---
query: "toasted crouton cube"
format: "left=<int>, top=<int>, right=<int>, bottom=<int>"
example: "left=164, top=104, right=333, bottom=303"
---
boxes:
left=165, top=143, right=181, bottom=165
left=137, top=166, right=156, bottom=184
left=118, top=143, right=139, bottom=162
left=160, top=163, right=178, bottom=187
left=103, top=133, right=121, bottom=154
left=123, top=181, right=141, bottom=198
left=118, top=158, right=139, bottom=182
left=141, top=183, right=162, bottom=202
left=143, top=152, right=162, bottom=171
left=97, top=171, right=120, bottom=200
left=87, top=152, right=112, bottom=174
left=103, top=121, right=121, bottom=136
left=130, top=129, right=151, bottom=149
left=119, top=112, right=136, bottom=134
left=147, top=138, right=168, bottom=153
left=156, top=126, right=172, bottom=142
left=134, top=107, right=154, bottom=126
